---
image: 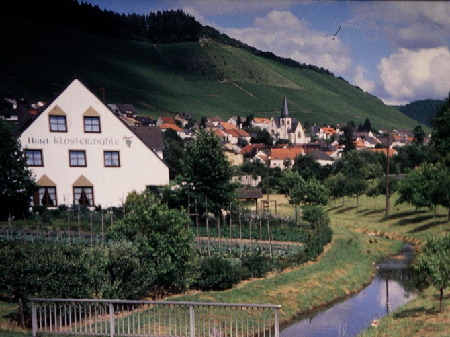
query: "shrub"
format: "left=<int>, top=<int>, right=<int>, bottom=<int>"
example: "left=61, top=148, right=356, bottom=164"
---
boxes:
left=241, top=254, right=272, bottom=278
left=302, top=206, right=330, bottom=229
left=195, top=256, right=244, bottom=291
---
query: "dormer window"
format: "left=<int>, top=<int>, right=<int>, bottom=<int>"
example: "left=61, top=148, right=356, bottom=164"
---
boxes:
left=83, top=107, right=101, bottom=133
left=84, top=116, right=101, bottom=133
left=48, top=105, right=67, bottom=132
left=49, top=115, right=67, bottom=132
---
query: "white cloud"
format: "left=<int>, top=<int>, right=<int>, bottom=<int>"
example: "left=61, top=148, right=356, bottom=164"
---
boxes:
left=353, top=65, right=375, bottom=93
left=179, top=0, right=295, bottom=16
left=378, top=47, right=450, bottom=102
left=219, top=10, right=352, bottom=74
left=348, top=2, right=450, bottom=49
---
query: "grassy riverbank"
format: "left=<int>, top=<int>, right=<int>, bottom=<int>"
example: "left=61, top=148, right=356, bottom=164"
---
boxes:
left=361, top=286, right=450, bottom=337
left=327, top=194, right=450, bottom=243
left=171, top=225, right=401, bottom=326
left=326, top=193, right=450, bottom=336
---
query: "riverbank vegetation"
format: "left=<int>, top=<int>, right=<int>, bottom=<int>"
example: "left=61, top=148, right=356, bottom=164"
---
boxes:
left=327, top=193, right=450, bottom=336
left=170, top=224, right=401, bottom=325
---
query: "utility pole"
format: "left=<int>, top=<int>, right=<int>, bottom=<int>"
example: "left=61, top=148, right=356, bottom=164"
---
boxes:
left=385, top=131, right=390, bottom=217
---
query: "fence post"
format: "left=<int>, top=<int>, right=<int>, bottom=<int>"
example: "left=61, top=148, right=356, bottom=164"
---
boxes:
left=274, top=307, right=279, bottom=337
left=31, top=301, right=37, bottom=337
left=189, top=305, right=195, bottom=337
left=109, top=303, right=115, bottom=337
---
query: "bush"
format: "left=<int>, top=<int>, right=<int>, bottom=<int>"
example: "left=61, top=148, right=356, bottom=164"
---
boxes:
left=195, top=256, right=244, bottom=291
left=241, top=254, right=272, bottom=278
left=302, top=206, right=330, bottom=229
left=304, top=225, right=333, bottom=260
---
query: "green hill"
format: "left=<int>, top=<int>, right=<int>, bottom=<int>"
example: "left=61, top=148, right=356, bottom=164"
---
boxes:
left=0, top=16, right=420, bottom=130
left=392, top=99, right=444, bottom=127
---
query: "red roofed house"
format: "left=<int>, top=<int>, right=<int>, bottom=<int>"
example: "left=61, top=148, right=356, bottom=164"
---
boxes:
left=156, top=116, right=176, bottom=127
left=318, top=127, right=336, bottom=140
left=252, top=117, right=271, bottom=131
left=270, top=146, right=304, bottom=170
left=217, top=121, right=251, bottom=144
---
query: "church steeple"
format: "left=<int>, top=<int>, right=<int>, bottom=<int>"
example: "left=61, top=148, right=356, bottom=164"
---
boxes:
left=280, top=96, right=289, bottom=118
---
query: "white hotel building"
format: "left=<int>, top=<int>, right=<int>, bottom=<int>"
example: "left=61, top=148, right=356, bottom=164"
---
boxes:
left=18, top=79, right=169, bottom=208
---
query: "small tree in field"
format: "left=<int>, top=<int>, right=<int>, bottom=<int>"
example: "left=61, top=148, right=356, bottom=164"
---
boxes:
left=414, top=235, right=450, bottom=312
left=396, top=162, right=450, bottom=218
left=282, top=171, right=329, bottom=222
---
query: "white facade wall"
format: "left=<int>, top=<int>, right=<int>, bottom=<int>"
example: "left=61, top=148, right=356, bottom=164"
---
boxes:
left=19, top=80, right=169, bottom=208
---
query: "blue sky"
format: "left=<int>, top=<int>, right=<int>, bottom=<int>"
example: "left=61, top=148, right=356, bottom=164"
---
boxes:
left=86, top=1, right=450, bottom=105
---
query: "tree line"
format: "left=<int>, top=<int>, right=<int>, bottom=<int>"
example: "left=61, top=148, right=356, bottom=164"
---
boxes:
left=1, top=0, right=334, bottom=76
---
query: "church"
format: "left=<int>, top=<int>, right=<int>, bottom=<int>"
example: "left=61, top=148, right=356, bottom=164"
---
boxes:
left=268, top=96, right=306, bottom=144
left=18, top=79, right=169, bottom=208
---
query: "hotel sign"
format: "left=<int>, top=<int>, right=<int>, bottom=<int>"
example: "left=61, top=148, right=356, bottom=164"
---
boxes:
left=26, top=136, right=121, bottom=146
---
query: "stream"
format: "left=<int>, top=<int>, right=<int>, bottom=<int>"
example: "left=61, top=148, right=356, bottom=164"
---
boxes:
left=280, top=244, right=416, bottom=337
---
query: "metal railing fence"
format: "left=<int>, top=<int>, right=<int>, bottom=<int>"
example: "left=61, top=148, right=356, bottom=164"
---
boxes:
left=30, top=298, right=280, bottom=337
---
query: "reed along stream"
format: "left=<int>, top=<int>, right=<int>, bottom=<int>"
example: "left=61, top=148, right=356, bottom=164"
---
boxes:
left=280, top=244, right=416, bottom=337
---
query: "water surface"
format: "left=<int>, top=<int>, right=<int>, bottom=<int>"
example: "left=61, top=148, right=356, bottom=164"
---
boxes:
left=281, top=245, right=416, bottom=337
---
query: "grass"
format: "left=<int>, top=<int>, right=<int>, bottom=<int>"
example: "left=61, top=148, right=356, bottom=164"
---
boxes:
left=0, top=301, right=28, bottom=336
left=361, top=287, right=450, bottom=337
left=327, top=193, right=450, bottom=243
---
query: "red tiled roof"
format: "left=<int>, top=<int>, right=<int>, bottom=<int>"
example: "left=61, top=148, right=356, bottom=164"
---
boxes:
left=160, top=123, right=182, bottom=132
left=159, top=116, right=176, bottom=124
left=241, top=144, right=266, bottom=154
left=368, top=148, right=398, bottom=157
left=355, top=139, right=366, bottom=148
left=219, top=121, right=236, bottom=130
left=253, top=117, right=270, bottom=124
left=212, top=129, right=226, bottom=138
left=223, top=129, right=240, bottom=137
left=270, top=147, right=304, bottom=160
left=321, top=127, right=336, bottom=135
left=237, top=129, right=250, bottom=137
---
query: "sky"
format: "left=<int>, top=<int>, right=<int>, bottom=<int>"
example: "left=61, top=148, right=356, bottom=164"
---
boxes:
left=85, top=0, right=450, bottom=105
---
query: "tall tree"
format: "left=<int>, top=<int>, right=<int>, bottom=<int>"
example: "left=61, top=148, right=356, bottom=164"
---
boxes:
left=181, top=128, right=235, bottom=214
left=333, top=150, right=383, bottom=206
left=339, top=122, right=356, bottom=154
left=430, top=92, right=450, bottom=166
left=395, top=162, right=450, bottom=217
left=0, top=121, right=36, bottom=220
left=363, top=118, right=372, bottom=131
left=413, top=124, right=426, bottom=145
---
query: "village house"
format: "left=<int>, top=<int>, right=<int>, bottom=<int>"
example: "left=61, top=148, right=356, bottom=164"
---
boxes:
left=18, top=79, right=169, bottom=208
left=217, top=121, right=251, bottom=144
left=269, top=146, right=305, bottom=170
left=174, top=111, right=192, bottom=127
left=268, top=96, right=306, bottom=145
left=156, top=115, right=177, bottom=127
left=223, top=143, right=244, bottom=166
left=232, top=174, right=262, bottom=187
left=305, top=150, right=334, bottom=166
left=251, top=117, right=271, bottom=131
